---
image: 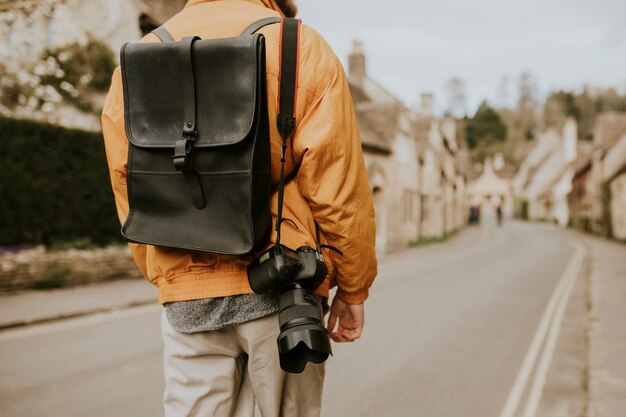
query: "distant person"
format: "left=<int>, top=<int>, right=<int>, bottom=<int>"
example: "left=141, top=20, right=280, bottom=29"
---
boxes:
left=496, top=204, right=503, bottom=226
left=469, top=206, right=479, bottom=225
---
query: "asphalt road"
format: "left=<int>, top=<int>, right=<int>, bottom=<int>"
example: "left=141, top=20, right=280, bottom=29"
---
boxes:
left=0, top=221, right=578, bottom=417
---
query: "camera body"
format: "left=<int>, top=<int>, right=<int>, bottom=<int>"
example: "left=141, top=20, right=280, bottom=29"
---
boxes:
left=247, top=244, right=332, bottom=373
left=247, top=245, right=302, bottom=294
left=248, top=245, right=327, bottom=293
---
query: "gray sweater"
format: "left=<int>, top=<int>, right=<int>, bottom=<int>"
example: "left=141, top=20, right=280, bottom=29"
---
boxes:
left=165, top=293, right=278, bottom=333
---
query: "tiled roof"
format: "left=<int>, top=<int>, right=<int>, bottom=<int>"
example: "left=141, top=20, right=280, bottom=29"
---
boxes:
left=348, top=82, right=370, bottom=104
left=538, top=142, right=593, bottom=198
left=524, top=151, right=552, bottom=191
left=348, top=77, right=401, bottom=106
left=594, top=112, right=626, bottom=151
left=355, top=102, right=403, bottom=153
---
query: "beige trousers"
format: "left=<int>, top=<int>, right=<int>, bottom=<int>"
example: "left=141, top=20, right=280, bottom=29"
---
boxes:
left=161, top=310, right=325, bottom=417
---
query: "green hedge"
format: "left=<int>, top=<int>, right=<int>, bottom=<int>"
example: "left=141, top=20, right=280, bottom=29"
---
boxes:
left=0, top=117, right=122, bottom=247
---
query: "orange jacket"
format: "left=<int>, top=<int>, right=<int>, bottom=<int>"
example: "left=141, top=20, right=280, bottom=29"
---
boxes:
left=102, top=0, right=377, bottom=305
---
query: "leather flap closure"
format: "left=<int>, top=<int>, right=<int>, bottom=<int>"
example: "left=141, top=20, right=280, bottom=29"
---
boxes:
left=121, top=35, right=263, bottom=148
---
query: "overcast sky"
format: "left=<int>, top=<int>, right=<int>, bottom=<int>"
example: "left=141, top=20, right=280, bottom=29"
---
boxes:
left=297, top=0, right=626, bottom=116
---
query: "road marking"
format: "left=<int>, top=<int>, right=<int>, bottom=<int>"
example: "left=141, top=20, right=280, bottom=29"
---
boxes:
left=522, top=242, right=585, bottom=417
left=0, top=303, right=162, bottom=342
left=498, top=239, right=586, bottom=417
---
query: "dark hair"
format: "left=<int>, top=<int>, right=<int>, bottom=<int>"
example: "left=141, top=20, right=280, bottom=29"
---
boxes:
left=273, top=0, right=297, bottom=18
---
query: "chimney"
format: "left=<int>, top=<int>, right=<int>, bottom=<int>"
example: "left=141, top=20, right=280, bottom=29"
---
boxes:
left=348, top=40, right=366, bottom=79
left=563, top=117, right=577, bottom=162
left=493, top=153, right=505, bottom=171
left=420, top=93, right=434, bottom=118
left=484, top=157, right=494, bottom=175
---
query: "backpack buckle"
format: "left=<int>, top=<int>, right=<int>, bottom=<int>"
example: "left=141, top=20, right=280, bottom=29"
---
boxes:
left=173, top=137, right=193, bottom=171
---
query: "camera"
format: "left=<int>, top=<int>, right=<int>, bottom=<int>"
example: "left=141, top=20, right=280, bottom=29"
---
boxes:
left=248, top=245, right=332, bottom=373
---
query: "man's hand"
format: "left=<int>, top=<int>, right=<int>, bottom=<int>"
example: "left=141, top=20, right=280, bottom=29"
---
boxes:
left=327, top=297, right=364, bottom=343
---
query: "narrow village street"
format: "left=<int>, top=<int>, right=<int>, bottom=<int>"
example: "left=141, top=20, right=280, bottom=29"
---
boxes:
left=1, top=2, right=624, bottom=417
left=2, top=220, right=622, bottom=417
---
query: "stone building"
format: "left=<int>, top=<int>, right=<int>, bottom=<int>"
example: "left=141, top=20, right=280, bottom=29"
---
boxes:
left=468, top=156, right=513, bottom=221
left=513, top=118, right=578, bottom=225
left=515, top=112, right=626, bottom=238
left=413, top=103, right=467, bottom=237
left=0, top=0, right=184, bottom=65
left=586, top=113, right=626, bottom=236
left=566, top=144, right=593, bottom=230
left=605, top=135, right=626, bottom=239
left=348, top=40, right=423, bottom=251
left=0, top=0, right=186, bottom=130
left=348, top=41, right=468, bottom=251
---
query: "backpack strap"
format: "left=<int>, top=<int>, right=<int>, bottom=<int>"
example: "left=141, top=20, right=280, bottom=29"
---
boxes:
left=149, top=27, right=206, bottom=209
left=151, top=15, right=282, bottom=41
left=152, top=26, right=175, bottom=42
left=172, top=36, right=206, bottom=209
left=241, top=16, right=282, bottom=35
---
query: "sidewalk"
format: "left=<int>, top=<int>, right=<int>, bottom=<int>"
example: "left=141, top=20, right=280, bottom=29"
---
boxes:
left=0, top=278, right=157, bottom=330
left=0, top=228, right=481, bottom=332
left=0, top=226, right=488, bottom=332
left=577, top=232, right=626, bottom=417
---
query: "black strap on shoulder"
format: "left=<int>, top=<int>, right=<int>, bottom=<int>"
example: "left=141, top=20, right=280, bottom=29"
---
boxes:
left=241, top=16, right=282, bottom=35
left=277, top=18, right=299, bottom=138
left=274, top=18, right=300, bottom=250
left=171, top=36, right=205, bottom=209
left=152, top=26, right=175, bottom=42
left=245, top=17, right=302, bottom=192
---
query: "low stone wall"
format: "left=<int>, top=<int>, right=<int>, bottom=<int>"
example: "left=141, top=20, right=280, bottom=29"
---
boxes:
left=0, top=245, right=142, bottom=293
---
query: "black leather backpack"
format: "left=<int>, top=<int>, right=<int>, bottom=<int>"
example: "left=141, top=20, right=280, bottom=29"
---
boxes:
left=119, top=17, right=300, bottom=255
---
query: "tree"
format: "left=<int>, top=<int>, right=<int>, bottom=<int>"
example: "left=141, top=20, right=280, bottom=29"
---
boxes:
left=516, top=71, right=538, bottom=140
left=496, top=75, right=510, bottom=109
left=543, top=87, right=626, bottom=140
left=465, top=101, right=507, bottom=149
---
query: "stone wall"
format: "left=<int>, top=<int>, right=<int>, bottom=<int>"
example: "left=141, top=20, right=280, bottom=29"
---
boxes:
left=0, top=246, right=142, bottom=293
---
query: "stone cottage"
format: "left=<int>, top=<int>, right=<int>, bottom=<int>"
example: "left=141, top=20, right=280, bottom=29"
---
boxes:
left=468, top=156, right=513, bottom=221
left=513, top=118, right=578, bottom=225
left=604, top=133, right=626, bottom=239
left=566, top=143, right=594, bottom=230
left=347, top=40, right=423, bottom=251
left=347, top=40, right=468, bottom=250
left=587, top=113, right=626, bottom=238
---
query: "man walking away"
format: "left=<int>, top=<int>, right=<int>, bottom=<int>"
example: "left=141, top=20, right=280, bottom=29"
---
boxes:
left=102, top=1, right=377, bottom=416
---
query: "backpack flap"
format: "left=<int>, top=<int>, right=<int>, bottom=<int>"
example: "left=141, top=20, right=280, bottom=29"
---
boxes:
left=121, top=35, right=263, bottom=149
left=119, top=34, right=272, bottom=254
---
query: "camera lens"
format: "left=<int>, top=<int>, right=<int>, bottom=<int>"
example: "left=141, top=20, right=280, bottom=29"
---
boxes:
left=276, top=284, right=332, bottom=373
